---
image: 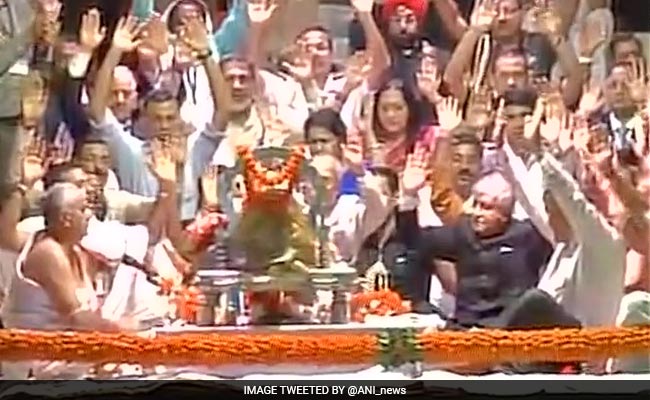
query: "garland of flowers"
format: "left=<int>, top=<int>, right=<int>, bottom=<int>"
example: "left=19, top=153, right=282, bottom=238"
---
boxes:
left=417, top=327, right=650, bottom=365
left=350, top=290, right=411, bottom=322
left=237, top=145, right=305, bottom=211
left=158, top=279, right=200, bottom=324
left=1, top=327, right=650, bottom=367
left=183, top=209, right=229, bottom=253
left=0, top=331, right=377, bottom=367
left=237, top=146, right=305, bottom=187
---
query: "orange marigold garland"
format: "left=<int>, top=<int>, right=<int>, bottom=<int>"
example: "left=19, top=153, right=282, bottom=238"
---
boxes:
left=0, top=328, right=650, bottom=367
left=174, top=286, right=201, bottom=323
left=351, top=290, right=411, bottom=322
left=0, top=331, right=377, bottom=367
left=417, top=327, right=650, bottom=365
left=158, top=279, right=200, bottom=323
left=237, top=145, right=306, bottom=211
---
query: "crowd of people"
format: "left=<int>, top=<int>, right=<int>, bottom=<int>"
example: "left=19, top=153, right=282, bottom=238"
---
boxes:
left=0, top=0, right=649, bottom=377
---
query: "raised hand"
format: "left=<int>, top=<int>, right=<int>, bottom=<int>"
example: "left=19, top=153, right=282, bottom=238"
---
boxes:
left=583, top=143, right=614, bottom=179
left=528, top=3, right=562, bottom=39
left=344, top=51, right=371, bottom=91
left=20, top=71, right=48, bottom=129
left=180, top=16, right=210, bottom=54
left=417, top=57, right=441, bottom=104
left=139, top=15, right=169, bottom=55
left=34, top=0, right=62, bottom=46
left=350, top=0, right=373, bottom=13
left=578, top=82, right=602, bottom=114
left=634, top=112, right=650, bottom=196
left=631, top=113, right=649, bottom=159
left=282, top=50, right=314, bottom=82
left=112, top=15, right=142, bottom=52
left=247, top=0, right=278, bottom=24
left=21, top=131, right=48, bottom=187
left=147, top=141, right=177, bottom=184
left=492, top=98, right=506, bottom=145
left=470, top=0, right=497, bottom=33
left=523, top=97, right=544, bottom=143
left=539, top=113, right=561, bottom=147
left=542, top=82, right=567, bottom=119
left=572, top=116, right=590, bottom=156
left=401, top=143, right=429, bottom=196
left=625, top=57, right=648, bottom=107
left=79, top=8, right=106, bottom=52
left=200, top=165, right=220, bottom=209
left=168, top=121, right=193, bottom=164
left=436, top=97, right=462, bottom=132
left=48, top=125, right=75, bottom=166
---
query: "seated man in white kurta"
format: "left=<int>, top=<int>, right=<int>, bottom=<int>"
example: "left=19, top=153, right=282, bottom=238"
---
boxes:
left=1, top=184, right=137, bottom=378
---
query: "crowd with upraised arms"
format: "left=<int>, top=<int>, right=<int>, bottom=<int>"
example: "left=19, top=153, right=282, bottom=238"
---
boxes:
left=0, top=0, right=649, bottom=377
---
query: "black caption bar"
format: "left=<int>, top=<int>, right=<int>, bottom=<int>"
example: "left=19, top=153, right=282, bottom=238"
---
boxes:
left=0, top=380, right=649, bottom=399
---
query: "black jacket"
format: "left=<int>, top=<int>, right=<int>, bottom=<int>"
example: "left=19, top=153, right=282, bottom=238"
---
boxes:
left=399, top=210, right=553, bottom=327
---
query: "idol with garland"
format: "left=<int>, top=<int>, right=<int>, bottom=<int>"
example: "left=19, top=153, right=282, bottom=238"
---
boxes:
left=231, top=145, right=322, bottom=323
left=176, top=145, right=326, bottom=324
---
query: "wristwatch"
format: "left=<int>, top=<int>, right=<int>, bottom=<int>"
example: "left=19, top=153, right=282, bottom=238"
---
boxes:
left=196, top=49, right=213, bottom=61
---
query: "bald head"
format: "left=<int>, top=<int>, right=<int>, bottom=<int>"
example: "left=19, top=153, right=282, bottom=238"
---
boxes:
left=42, top=183, right=86, bottom=227
left=110, top=66, right=138, bottom=123
left=470, top=171, right=515, bottom=238
left=472, top=171, right=515, bottom=215
left=113, top=66, right=137, bottom=87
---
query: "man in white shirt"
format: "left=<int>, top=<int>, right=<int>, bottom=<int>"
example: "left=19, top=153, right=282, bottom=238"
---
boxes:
left=505, top=145, right=650, bottom=372
left=0, top=146, right=183, bottom=324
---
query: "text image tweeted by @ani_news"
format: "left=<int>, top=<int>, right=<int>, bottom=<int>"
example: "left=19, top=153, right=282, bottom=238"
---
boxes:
left=243, top=384, right=407, bottom=396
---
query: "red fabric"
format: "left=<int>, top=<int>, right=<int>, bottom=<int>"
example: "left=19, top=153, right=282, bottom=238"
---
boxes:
left=381, top=0, right=429, bottom=24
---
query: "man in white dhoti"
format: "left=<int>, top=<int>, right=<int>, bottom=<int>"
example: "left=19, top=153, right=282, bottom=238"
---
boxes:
left=0, top=183, right=137, bottom=378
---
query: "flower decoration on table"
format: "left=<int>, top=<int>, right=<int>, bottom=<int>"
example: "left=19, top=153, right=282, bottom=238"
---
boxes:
left=232, top=146, right=319, bottom=324
left=174, top=285, right=201, bottom=323
left=1, top=327, right=650, bottom=368
left=158, top=278, right=201, bottom=324
left=351, top=290, right=411, bottom=323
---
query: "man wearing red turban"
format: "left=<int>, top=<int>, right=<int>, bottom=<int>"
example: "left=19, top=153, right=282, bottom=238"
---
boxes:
left=381, top=0, right=429, bottom=26
left=381, top=0, right=429, bottom=50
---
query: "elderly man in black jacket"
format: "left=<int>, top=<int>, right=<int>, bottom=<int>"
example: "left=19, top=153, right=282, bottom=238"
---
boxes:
left=400, top=170, right=554, bottom=328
